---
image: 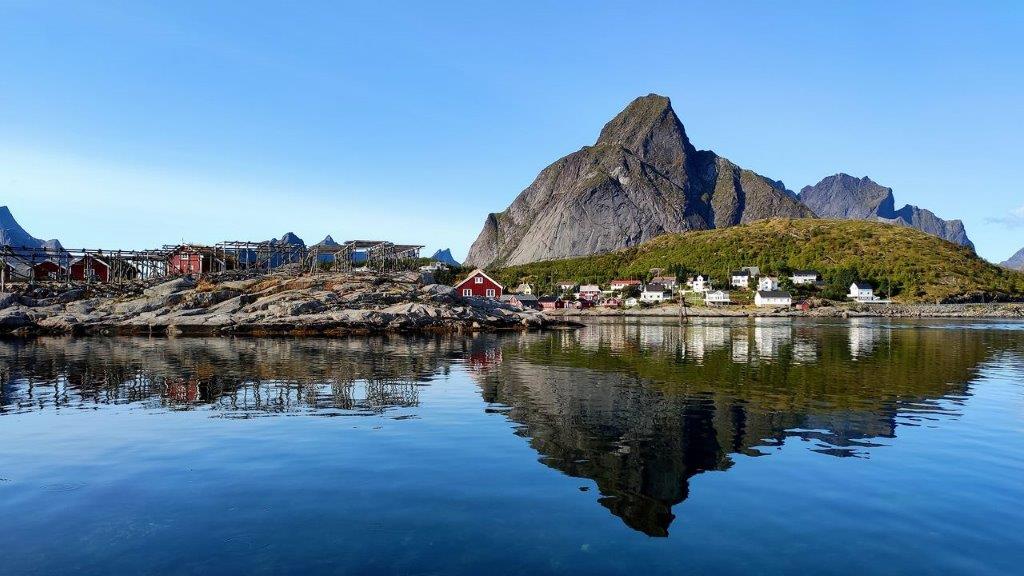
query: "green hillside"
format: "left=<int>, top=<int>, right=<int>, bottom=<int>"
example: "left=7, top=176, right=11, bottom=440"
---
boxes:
left=492, top=219, right=1024, bottom=303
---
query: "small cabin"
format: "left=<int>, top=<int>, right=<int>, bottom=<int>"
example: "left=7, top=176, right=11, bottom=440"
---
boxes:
left=454, top=269, right=503, bottom=299
left=500, top=293, right=541, bottom=310
left=33, top=260, right=66, bottom=281
left=609, top=279, right=642, bottom=291
left=168, top=245, right=225, bottom=276
left=688, top=275, right=710, bottom=293
left=650, top=275, right=678, bottom=290
left=70, top=255, right=110, bottom=283
left=757, top=276, right=779, bottom=291
left=513, top=283, right=534, bottom=295
left=538, top=296, right=565, bottom=311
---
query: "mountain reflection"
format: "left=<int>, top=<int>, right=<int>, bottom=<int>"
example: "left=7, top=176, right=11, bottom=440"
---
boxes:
left=471, top=319, right=1022, bottom=536
left=1, top=321, right=1021, bottom=538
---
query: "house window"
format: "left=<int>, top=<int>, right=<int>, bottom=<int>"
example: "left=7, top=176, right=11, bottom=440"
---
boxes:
left=475, top=276, right=483, bottom=284
left=463, top=288, right=472, bottom=297
left=486, top=289, right=495, bottom=297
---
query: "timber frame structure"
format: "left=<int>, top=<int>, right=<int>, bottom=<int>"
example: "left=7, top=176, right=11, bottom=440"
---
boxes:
left=0, top=238, right=424, bottom=289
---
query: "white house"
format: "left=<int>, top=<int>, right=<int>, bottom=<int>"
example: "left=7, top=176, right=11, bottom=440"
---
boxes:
left=705, top=290, right=731, bottom=305
left=791, top=270, right=819, bottom=286
left=742, top=266, right=761, bottom=277
left=730, top=271, right=751, bottom=289
left=757, top=276, right=779, bottom=291
left=640, top=283, right=671, bottom=303
left=578, top=284, right=602, bottom=301
left=624, top=297, right=639, bottom=308
left=688, top=275, right=710, bottom=293
left=848, top=282, right=878, bottom=302
left=557, top=281, right=577, bottom=293
left=514, top=283, right=534, bottom=295
left=755, top=290, right=793, bottom=308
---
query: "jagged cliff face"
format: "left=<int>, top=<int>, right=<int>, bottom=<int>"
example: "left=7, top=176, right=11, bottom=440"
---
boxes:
left=1002, top=247, right=1024, bottom=271
left=0, top=206, right=63, bottom=251
left=464, top=95, right=813, bottom=268
left=799, top=174, right=974, bottom=249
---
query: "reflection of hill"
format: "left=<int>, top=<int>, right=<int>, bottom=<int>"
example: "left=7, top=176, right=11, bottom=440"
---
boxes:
left=475, top=320, right=1018, bottom=537
left=0, top=336, right=470, bottom=415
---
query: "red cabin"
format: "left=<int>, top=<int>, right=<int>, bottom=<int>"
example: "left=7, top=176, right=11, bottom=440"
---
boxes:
left=168, top=245, right=219, bottom=275
left=33, top=261, right=66, bottom=281
left=453, top=269, right=503, bottom=299
left=538, top=297, right=565, bottom=310
left=70, top=256, right=110, bottom=283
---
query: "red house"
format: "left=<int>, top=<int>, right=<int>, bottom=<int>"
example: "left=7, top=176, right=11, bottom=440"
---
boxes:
left=168, top=245, right=221, bottom=275
left=70, top=255, right=110, bottom=283
left=453, top=269, right=503, bottom=299
left=538, top=296, right=565, bottom=311
left=33, top=261, right=66, bottom=281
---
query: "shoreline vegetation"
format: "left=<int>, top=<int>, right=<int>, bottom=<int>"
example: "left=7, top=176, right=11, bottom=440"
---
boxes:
left=545, top=303, right=1024, bottom=319
left=492, top=219, right=1024, bottom=304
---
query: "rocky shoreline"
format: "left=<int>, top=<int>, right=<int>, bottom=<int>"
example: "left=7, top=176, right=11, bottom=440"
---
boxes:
left=547, top=302, right=1024, bottom=319
left=0, top=271, right=572, bottom=337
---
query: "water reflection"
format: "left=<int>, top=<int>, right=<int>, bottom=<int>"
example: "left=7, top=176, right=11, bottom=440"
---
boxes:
left=2, top=320, right=1022, bottom=540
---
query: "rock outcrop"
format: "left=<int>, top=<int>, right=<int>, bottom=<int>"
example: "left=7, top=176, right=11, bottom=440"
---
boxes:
left=798, top=174, right=973, bottom=249
left=464, top=94, right=813, bottom=268
left=0, top=271, right=561, bottom=336
left=1002, top=247, right=1024, bottom=271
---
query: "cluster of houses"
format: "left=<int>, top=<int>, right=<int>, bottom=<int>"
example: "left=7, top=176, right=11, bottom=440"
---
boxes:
left=453, top=266, right=883, bottom=310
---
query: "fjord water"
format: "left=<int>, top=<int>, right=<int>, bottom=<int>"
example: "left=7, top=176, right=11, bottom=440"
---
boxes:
left=1, top=320, right=1022, bottom=575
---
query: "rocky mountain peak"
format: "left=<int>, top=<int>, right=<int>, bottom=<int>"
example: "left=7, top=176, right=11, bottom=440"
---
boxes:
left=799, top=173, right=973, bottom=248
left=464, top=94, right=813, bottom=268
left=595, top=94, right=695, bottom=177
left=1001, top=247, right=1024, bottom=271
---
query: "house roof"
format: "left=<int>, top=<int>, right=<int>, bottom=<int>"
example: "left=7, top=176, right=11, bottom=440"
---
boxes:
left=610, top=279, right=641, bottom=284
left=512, top=294, right=539, bottom=303
left=852, top=282, right=873, bottom=289
left=757, top=290, right=792, bottom=298
left=730, top=270, right=750, bottom=277
left=706, top=290, right=730, bottom=297
left=792, top=269, right=819, bottom=275
left=579, top=284, right=601, bottom=291
left=537, top=296, right=561, bottom=303
left=644, top=283, right=668, bottom=292
left=453, top=269, right=503, bottom=290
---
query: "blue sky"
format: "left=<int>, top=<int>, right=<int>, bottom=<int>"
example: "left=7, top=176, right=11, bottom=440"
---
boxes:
left=1, top=1, right=1022, bottom=262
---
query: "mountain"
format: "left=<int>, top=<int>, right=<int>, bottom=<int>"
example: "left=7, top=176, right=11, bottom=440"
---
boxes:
left=275, top=232, right=305, bottom=247
left=1001, top=247, right=1024, bottom=271
left=798, top=174, right=973, bottom=249
left=0, top=206, right=64, bottom=251
left=430, top=248, right=460, bottom=266
left=313, top=235, right=340, bottom=247
left=464, top=94, right=814, bottom=268
left=494, top=219, right=1024, bottom=304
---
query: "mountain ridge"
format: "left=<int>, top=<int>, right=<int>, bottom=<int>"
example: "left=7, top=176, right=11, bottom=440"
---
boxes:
left=1002, top=247, right=1024, bottom=271
left=798, top=174, right=973, bottom=248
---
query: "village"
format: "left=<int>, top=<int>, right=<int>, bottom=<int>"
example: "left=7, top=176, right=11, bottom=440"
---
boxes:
left=449, top=265, right=888, bottom=312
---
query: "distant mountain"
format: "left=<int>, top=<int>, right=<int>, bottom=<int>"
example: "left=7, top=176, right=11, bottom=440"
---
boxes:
left=464, top=94, right=813, bottom=268
left=313, top=235, right=340, bottom=248
left=430, top=248, right=460, bottom=266
left=0, top=206, right=64, bottom=251
left=1001, top=247, right=1024, bottom=271
left=798, top=174, right=974, bottom=249
left=275, top=232, right=305, bottom=247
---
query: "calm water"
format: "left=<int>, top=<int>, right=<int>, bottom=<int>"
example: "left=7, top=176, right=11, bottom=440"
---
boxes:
left=1, top=319, right=1023, bottom=575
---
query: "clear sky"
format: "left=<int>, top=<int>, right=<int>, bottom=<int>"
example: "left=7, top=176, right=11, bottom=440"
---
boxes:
left=1, top=1, right=1022, bottom=262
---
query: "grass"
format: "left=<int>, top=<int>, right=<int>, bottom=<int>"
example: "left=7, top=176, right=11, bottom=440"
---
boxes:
left=491, top=219, right=1024, bottom=303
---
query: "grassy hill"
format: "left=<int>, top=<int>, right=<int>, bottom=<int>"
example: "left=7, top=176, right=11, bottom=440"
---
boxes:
left=491, top=219, right=1024, bottom=303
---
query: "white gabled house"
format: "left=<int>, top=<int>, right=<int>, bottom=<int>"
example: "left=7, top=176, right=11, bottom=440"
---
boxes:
left=730, top=270, right=751, bottom=289
left=624, top=297, right=639, bottom=308
left=754, top=290, right=793, bottom=308
left=514, top=282, right=534, bottom=295
left=790, top=270, right=820, bottom=285
left=848, top=282, right=878, bottom=302
left=688, top=274, right=710, bottom=293
left=705, top=290, right=731, bottom=305
left=757, top=276, right=779, bottom=291
left=640, top=283, right=671, bottom=303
